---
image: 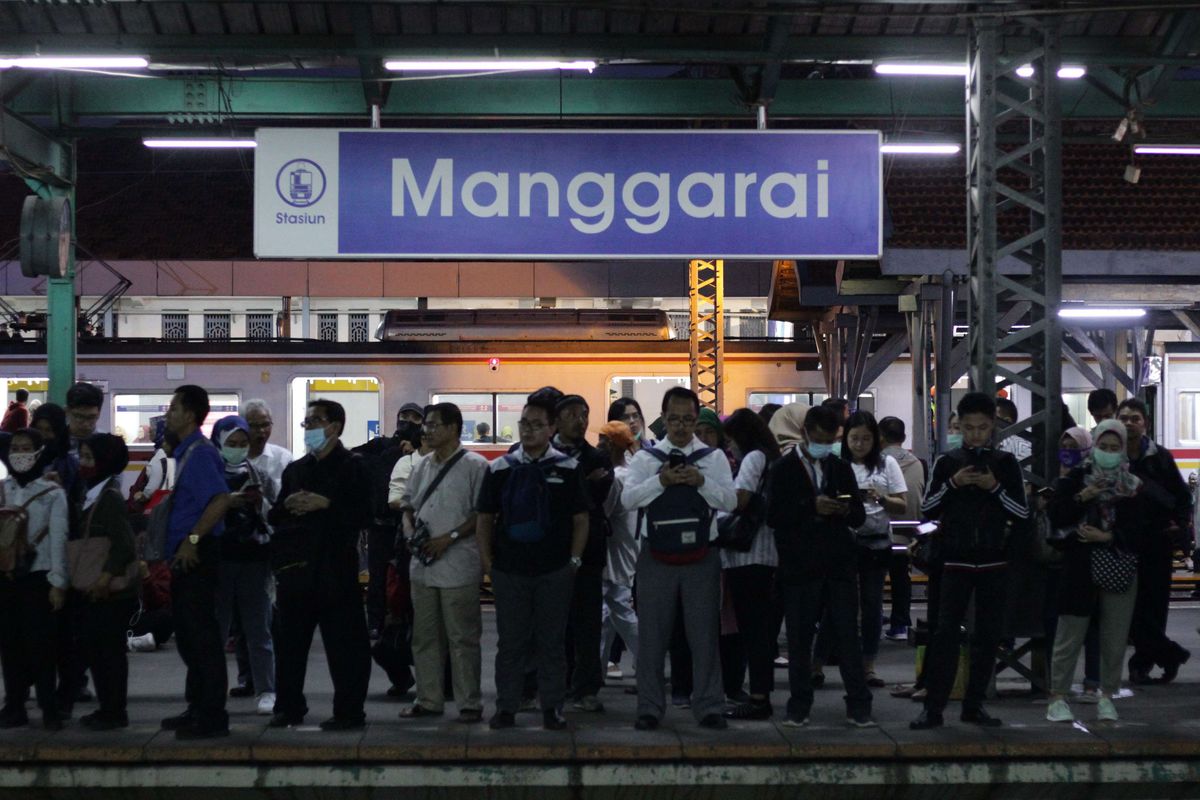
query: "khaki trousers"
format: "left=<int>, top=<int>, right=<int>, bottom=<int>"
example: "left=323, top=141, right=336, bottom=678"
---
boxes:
left=411, top=580, right=483, bottom=712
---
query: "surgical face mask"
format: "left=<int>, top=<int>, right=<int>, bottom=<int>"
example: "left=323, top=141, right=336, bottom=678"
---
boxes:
left=1058, top=448, right=1085, bottom=468
left=946, top=433, right=964, bottom=450
left=304, top=427, right=327, bottom=453
left=1092, top=449, right=1123, bottom=470
left=8, top=450, right=40, bottom=474
left=804, top=441, right=835, bottom=460
left=830, top=442, right=843, bottom=458
left=221, top=445, right=250, bottom=466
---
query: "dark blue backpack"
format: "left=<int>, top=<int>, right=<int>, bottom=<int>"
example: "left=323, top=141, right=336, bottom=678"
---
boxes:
left=500, top=454, right=568, bottom=544
left=641, top=447, right=716, bottom=564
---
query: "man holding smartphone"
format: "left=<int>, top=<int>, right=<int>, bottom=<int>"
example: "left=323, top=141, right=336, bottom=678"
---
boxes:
left=911, top=392, right=1028, bottom=730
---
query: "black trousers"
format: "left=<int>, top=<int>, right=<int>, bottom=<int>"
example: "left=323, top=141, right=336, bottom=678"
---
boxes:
left=274, top=563, right=371, bottom=721
left=725, top=564, right=777, bottom=698
left=171, top=537, right=229, bottom=730
left=1129, top=545, right=1184, bottom=672
left=888, top=549, right=912, bottom=628
left=365, top=524, right=396, bottom=633
left=923, top=566, right=1007, bottom=714
left=54, top=588, right=87, bottom=710
left=781, top=575, right=871, bottom=719
left=0, top=571, right=59, bottom=717
left=80, top=597, right=137, bottom=718
left=566, top=563, right=604, bottom=698
left=669, top=606, right=693, bottom=699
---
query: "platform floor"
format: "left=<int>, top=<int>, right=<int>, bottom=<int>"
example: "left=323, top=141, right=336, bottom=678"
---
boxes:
left=4, top=604, right=1200, bottom=798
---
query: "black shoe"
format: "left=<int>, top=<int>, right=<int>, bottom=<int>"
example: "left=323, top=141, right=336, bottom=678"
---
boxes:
left=229, top=685, right=255, bottom=698
left=724, top=701, right=773, bottom=720
left=810, top=672, right=825, bottom=689
left=268, top=712, right=304, bottom=728
left=0, top=707, right=29, bottom=728
left=74, top=688, right=93, bottom=704
left=543, top=710, right=567, bottom=731
left=319, top=716, right=365, bottom=732
left=1159, top=647, right=1191, bottom=684
left=368, top=628, right=381, bottom=641
left=42, top=714, right=64, bottom=732
left=634, top=715, right=659, bottom=731
left=698, top=714, right=728, bottom=730
left=909, top=709, right=944, bottom=730
left=175, top=723, right=230, bottom=740
left=488, top=711, right=516, bottom=730
left=80, top=711, right=128, bottom=731
left=961, top=707, right=1002, bottom=727
left=160, top=710, right=194, bottom=731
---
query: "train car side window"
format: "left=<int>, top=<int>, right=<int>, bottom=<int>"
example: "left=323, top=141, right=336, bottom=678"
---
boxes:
left=747, top=391, right=874, bottom=412
left=114, top=392, right=240, bottom=445
left=289, top=377, right=380, bottom=456
left=431, top=393, right=525, bottom=445
left=1179, top=392, right=1200, bottom=444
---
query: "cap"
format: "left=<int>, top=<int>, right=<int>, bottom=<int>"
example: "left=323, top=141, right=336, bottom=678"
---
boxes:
left=398, top=402, right=424, bottom=418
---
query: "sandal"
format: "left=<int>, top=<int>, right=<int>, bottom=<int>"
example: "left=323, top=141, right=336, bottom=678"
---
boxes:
left=890, top=684, right=916, bottom=698
left=866, top=672, right=885, bottom=688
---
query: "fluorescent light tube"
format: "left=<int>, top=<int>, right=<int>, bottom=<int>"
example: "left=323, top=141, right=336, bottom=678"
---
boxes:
left=0, top=56, right=148, bottom=69
left=1133, top=145, right=1200, bottom=155
left=1058, top=308, right=1146, bottom=319
left=143, top=138, right=257, bottom=149
left=384, top=59, right=596, bottom=72
left=881, top=143, right=961, bottom=155
left=874, top=64, right=968, bottom=77
left=1018, top=64, right=1085, bottom=79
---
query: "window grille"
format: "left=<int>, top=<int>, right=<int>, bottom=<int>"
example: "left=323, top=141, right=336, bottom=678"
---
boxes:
left=247, top=313, right=274, bottom=341
left=349, top=313, right=369, bottom=343
left=204, top=313, right=231, bottom=341
left=318, top=313, right=338, bottom=342
left=162, top=313, right=188, bottom=341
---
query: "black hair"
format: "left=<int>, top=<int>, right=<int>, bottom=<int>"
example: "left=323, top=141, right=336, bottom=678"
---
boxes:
left=723, top=408, right=781, bottom=462
left=527, top=386, right=564, bottom=406
left=523, top=395, right=557, bottom=423
left=30, top=403, right=69, bottom=458
left=174, top=384, right=211, bottom=427
left=821, top=397, right=851, bottom=419
left=956, top=391, right=996, bottom=419
left=607, top=397, right=644, bottom=423
left=1061, top=403, right=1078, bottom=430
left=842, top=410, right=884, bottom=472
left=661, top=386, right=701, bottom=415
left=1088, top=388, right=1119, bottom=415
left=1117, top=397, right=1150, bottom=420
left=475, top=421, right=491, bottom=435
left=878, top=415, right=906, bottom=445
left=426, top=402, right=463, bottom=437
left=14, top=389, right=28, bottom=403
left=307, top=398, right=346, bottom=434
left=65, top=381, right=103, bottom=410
left=757, top=403, right=782, bottom=424
left=555, top=394, right=589, bottom=417
left=995, top=397, right=1018, bottom=422
left=804, top=404, right=841, bottom=435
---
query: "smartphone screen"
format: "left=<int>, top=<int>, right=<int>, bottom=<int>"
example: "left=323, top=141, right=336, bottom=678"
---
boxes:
left=668, top=452, right=686, bottom=469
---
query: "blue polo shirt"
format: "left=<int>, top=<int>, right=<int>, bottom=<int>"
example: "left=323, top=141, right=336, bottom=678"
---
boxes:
left=166, top=430, right=227, bottom=557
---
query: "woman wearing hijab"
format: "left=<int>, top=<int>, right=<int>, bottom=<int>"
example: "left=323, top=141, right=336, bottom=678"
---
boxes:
left=211, top=415, right=277, bottom=717
left=75, top=433, right=137, bottom=730
left=1045, top=419, right=1147, bottom=723
left=767, top=402, right=811, bottom=455
left=0, top=428, right=68, bottom=730
left=30, top=403, right=79, bottom=496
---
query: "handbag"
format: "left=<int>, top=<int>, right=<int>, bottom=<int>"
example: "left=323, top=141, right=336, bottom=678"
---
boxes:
left=1090, top=545, right=1137, bottom=593
left=715, top=458, right=770, bottom=553
left=141, top=443, right=201, bottom=562
left=69, top=482, right=140, bottom=593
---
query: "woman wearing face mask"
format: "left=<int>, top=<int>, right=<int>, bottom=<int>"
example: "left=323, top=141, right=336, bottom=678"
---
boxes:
left=0, top=429, right=69, bottom=729
left=75, top=434, right=136, bottom=730
left=945, top=413, right=963, bottom=451
left=211, top=415, right=277, bottom=717
left=1044, top=420, right=1146, bottom=723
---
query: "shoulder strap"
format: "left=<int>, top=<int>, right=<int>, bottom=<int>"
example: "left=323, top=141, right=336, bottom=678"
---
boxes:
left=686, top=446, right=716, bottom=464
left=21, top=485, right=57, bottom=511
left=643, top=449, right=669, bottom=463
left=413, top=449, right=468, bottom=518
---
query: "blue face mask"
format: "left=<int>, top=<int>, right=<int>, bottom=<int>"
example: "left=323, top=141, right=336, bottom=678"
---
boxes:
left=304, top=427, right=327, bottom=453
left=1092, top=449, right=1123, bottom=470
left=221, top=445, right=249, bottom=466
left=831, top=442, right=843, bottom=457
left=805, top=441, right=835, bottom=460
left=946, top=433, right=964, bottom=450
left=1058, top=448, right=1085, bottom=468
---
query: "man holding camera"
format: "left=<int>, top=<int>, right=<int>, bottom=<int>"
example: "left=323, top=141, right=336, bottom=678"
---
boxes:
left=397, top=402, right=489, bottom=723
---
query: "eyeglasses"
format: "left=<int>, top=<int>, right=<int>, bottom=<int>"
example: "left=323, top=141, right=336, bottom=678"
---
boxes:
left=665, top=415, right=697, bottom=426
left=300, top=417, right=330, bottom=429
left=421, top=421, right=447, bottom=431
left=248, top=422, right=272, bottom=430
left=517, top=420, right=548, bottom=431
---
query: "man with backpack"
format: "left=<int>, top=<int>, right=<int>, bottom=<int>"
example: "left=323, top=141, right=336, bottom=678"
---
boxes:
left=476, top=394, right=589, bottom=731
left=621, top=387, right=737, bottom=731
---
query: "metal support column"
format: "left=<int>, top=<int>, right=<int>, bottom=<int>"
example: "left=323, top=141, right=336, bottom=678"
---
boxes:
left=967, top=15, right=1064, bottom=486
left=688, top=259, right=725, bottom=413
left=935, top=273, right=955, bottom=453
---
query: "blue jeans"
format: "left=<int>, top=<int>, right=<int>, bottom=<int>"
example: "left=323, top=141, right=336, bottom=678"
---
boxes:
left=216, top=559, right=276, bottom=695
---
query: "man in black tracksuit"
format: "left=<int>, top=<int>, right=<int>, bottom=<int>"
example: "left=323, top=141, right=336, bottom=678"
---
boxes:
left=911, top=392, right=1029, bottom=730
left=1118, top=398, right=1192, bottom=683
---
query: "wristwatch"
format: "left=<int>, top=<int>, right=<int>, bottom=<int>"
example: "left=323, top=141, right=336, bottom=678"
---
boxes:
left=187, top=533, right=201, bottom=545
left=450, top=531, right=460, bottom=541
left=570, top=556, right=583, bottom=569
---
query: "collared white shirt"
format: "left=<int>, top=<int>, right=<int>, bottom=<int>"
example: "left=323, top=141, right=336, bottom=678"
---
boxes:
left=620, top=435, right=737, bottom=542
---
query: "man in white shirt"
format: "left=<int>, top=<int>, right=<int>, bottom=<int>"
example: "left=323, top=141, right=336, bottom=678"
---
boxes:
left=621, top=387, right=736, bottom=731
left=242, top=399, right=292, bottom=504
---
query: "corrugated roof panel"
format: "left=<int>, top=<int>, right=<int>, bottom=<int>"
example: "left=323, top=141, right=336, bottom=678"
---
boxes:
left=83, top=6, right=120, bottom=36
left=539, top=7, right=571, bottom=35
left=678, top=12, right=714, bottom=36
left=712, top=13, right=748, bottom=36
left=45, top=5, right=88, bottom=35
left=851, top=10, right=887, bottom=36
left=574, top=8, right=606, bottom=35
left=326, top=4, right=355, bottom=36
left=257, top=3, right=296, bottom=36
left=643, top=11, right=675, bottom=36
left=608, top=9, right=642, bottom=35
left=434, top=4, right=469, bottom=35
left=11, top=5, right=54, bottom=35
left=1122, top=10, right=1162, bottom=37
left=745, top=13, right=769, bottom=35
left=293, top=3, right=330, bottom=35
left=184, top=3, right=226, bottom=36
left=117, top=4, right=159, bottom=36
left=149, top=4, right=192, bottom=36
left=504, top=5, right=537, bottom=34
left=399, top=5, right=435, bottom=35
left=221, top=3, right=260, bottom=35
left=470, top=6, right=505, bottom=35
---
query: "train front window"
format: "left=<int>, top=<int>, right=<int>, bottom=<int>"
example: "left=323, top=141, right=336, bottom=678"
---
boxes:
left=114, top=392, right=240, bottom=444
left=288, top=377, right=380, bottom=456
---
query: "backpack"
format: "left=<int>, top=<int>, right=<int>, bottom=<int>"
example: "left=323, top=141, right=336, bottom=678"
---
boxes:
left=500, top=454, right=568, bottom=544
left=641, top=447, right=716, bottom=564
left=0, top=482, right=57, bottom=575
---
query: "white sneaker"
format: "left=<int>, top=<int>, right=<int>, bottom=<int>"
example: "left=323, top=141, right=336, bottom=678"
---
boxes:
left=256, top=693, right=277, bottom=716
left=606, top=662, right=623, bottom=679
left=1097, top=697, right=1118, bottom=722
left=127, top=632, right=156, bottom=653
left=1046, top=699, right=1074, bottom=723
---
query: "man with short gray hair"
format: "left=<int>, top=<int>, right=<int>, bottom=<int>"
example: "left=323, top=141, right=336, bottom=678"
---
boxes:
left=242, top=399, right=292, bottom=504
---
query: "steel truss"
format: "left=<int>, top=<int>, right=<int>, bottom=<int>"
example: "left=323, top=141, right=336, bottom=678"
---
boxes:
left=967, top=14, right=1064, bottom=486
left=688, top=259, right=725, bottom=413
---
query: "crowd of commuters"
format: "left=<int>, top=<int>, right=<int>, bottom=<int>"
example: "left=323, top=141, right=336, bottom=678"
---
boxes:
left=0, top=379, right=1193, bottom=735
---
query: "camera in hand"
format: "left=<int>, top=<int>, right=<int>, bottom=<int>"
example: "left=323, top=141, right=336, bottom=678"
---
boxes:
left=407, top=522, right=437, bottom=567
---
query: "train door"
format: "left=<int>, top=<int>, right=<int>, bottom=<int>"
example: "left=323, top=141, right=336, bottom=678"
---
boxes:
left=289, top=376, right=380, bottom=456
left=113, top=391, right=240, bottom=444
left=607, top=375, right=689, bottom=436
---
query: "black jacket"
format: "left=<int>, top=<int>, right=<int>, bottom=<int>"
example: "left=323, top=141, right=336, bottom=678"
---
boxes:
left=351, top=434, right=409, bottom=527
left=766, top=448, right=866, bottom=583
left=920, top=447, right=1028, bottom=564
left=553, top=436, right=612, bottom=568
left=1128, top=439, right=1191, bottom=542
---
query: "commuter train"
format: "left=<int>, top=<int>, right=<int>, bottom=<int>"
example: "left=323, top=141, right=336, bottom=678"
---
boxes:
left=3, top=334, right=1200, bottom=482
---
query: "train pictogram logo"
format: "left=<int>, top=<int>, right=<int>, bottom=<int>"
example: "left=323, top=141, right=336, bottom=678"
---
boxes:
left=276, top=159, right=327, bottom=208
